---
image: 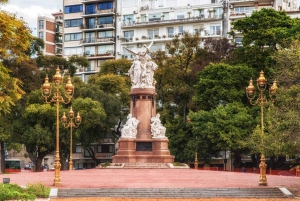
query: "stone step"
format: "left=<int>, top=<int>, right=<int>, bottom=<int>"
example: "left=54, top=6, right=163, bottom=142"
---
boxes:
left=57, top=188, right=288, bottom=198
left=123, top=163, right=169, bottom=168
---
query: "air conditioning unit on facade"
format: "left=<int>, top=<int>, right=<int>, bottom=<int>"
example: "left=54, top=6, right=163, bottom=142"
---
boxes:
left=117, top=12, right=121, bottom=16
left=133, top=11, right=138, bottom=14
left=137, top=43, right=142, bottom=48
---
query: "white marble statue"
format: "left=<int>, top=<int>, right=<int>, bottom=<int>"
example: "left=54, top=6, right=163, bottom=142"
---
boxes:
left=121, top=114, right=140, bottom=138
left=125, top=41, right=158, bottom=89
left=150, top=113, right=167, bottom=138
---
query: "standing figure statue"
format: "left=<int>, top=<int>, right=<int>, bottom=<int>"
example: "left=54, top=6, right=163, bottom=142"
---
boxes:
left=128, top=55, right=143, bottom=85
left=125, top=41, right=158, bottom=89
left=150, top=113, right=167, bottom=138
left=142, top=55, right=158, bottom=87
left=121, top=114, right=140, bottom=138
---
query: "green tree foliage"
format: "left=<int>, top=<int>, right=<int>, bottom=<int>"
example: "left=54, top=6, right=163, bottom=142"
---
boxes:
left=36, top=55, right=89, bottom=76
left=0, top=10, right=32, bottom=62
left=259, top=40, right=300, bottom=158
left=188, top=102, right=254, bottom=167
left=0, top=63, right=25, bottom=114
left=193, top=63, right=254, bottom=111
left=229, top=8, right=300, bottom=73
left=70, top=98, right=107, bottom=165
left=98, top=58, right=132, bottom=76
left=152, top=31, right=201, bottom=118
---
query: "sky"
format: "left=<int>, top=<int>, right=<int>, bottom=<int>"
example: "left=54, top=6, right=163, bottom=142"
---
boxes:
left=1, top=0, right=62, bottom=36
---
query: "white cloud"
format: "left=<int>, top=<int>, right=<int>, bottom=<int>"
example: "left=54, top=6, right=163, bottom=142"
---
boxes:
left=1, top=0, right=62, bottom=35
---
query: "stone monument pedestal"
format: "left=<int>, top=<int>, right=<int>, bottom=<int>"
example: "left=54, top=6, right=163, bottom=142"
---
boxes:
left=112, top=44, right=174, bottom=164
left=113, top=138, right=174, bottom=163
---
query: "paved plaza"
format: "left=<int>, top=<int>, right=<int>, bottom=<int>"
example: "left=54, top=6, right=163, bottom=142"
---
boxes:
left=1, top=168, right=300, bottom=199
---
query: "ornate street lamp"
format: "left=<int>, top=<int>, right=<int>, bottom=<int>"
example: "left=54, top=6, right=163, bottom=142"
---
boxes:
left=194, top=136, right=198, bottom=170
left=246, top=70, right=278, bottom=186
left=41, top=66, right=74, bottom=186
left=61, top=106, right=81, bottom=171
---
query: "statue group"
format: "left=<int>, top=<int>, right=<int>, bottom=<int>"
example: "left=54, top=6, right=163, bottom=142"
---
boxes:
left=120, top=42, right=167, bottom=139
left=126, top=41, right=158, bottom=89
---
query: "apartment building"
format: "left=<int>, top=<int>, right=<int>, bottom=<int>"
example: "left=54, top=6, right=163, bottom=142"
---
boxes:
left=117, top=0, right=225, bottom=59
left=37, top=16, right=56, bottom=56
left=63, top=0, right=116, bottom=82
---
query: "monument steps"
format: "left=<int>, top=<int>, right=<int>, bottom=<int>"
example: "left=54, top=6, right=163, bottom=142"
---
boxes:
left=123, top=163, right=169, bottom=169
left=57, top=187, right=288, bottom=198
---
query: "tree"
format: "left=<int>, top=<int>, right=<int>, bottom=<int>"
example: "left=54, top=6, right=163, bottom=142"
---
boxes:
left=188, top=102, right=254, bottom=167
left=152, top=31, right=202, bottom=119
left=36, top=55, right=89, bottom=76
left=98, top=59, right=132, bottom=76
left=193, top=63, right=254, bottom=111
left=0, top=10, right=32, bottom=62
left=70, top=98, right=107, bottom=165
left=254, top=40, right=300, bottom=168
left=0, top=63, right=25, bottom=114
left=229, top=8, right=300, bottom=74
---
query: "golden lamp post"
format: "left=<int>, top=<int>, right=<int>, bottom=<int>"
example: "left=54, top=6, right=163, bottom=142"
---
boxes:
left=41, top=66, right=74, bottom=186
left=61, top=106, right=81, bottom=171
left=246, top=70, right=278, bottom=186
left=194, top=136, right=198, bottom=170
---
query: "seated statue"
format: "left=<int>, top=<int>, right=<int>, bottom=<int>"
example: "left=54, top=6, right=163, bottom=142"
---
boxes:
left=150, top=113, right=167, bottom=138
left=121, top=114, right=140, bottom=138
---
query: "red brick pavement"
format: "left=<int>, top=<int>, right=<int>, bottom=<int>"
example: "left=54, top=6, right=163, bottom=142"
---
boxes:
left=1, top=169, right=299, bottom=190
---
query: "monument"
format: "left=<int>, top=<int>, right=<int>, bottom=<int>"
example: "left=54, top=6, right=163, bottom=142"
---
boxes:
left=112, top=42, right=175, bottom=163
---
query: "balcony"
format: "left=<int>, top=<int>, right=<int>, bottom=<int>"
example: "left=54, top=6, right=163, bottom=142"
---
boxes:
left=84, top=50, right=115, bottom=59
left=55, top=39, right=62, bottom=44
left=80, top=23, right=115, bottom=31
left=122, top=16, right=222, bottom=29
left=77, top=67, right=100, bottom=73
left=81, top=37, right=115, bottom=45
left=229, top=0, right=271, bottom=3
left=82, top=9, right=115, bottom=17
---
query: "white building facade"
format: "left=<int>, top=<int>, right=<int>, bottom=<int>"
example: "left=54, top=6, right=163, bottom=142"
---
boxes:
left=38, top=0, right=298, bottom=80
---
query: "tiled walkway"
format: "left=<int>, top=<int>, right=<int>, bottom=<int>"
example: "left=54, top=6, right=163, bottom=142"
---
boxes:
left=1, top=169, right=300, bottom=199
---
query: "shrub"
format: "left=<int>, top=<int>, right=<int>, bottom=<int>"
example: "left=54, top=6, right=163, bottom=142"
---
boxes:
left=0, top=183, right=50, bottom=201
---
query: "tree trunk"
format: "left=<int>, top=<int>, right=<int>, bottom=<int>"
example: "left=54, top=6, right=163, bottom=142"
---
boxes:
left=0, top=141, right=5, bottom=173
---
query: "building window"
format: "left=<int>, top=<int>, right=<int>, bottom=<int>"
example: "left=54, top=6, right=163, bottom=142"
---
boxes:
left=39, top=20, right=44, bottom=29
left=149, top=13, right=161, bottom=21
left=123, top=30, right=134, bottom=41
left=97, top=145, right=113, bottom=153
left=177, top=12, right=185, bottom=19
left=64, top=46, right=82, bottom=56
left=210, top=25, right=221, bottom=35
left=98, top=30, right=113, bottom=38
left=65, top=5, right=83, bottom=14
left=162, top=12, right=169, bottom=20
left=167, top=27, right=174, bottom=38
left=38, top=32, right=44, bottom=39
left=75, top=145, right=82, bottom=153
left=65, top=33, right=82, bottom=41
left=178, top=26, right=183, bottom=35
left=97, top=60, right=106, bottom=67
left=65, top=19, right=83, bottom=28
left=98, top=2, right=113, bottom=10
left=98, top=16, right=113, bottom=25
left=84, top=146, right=94, bottom=157
left=123, top=15, right=133, bottom=25
left=84, top=46, right=96, bottom=55
left=148, top=29, right=159, bottom=39
left=98, top=44, right=113, bottom=54
left=85, top=4, right=95, bottom=14
left=234, top=6, right=254, bottom=14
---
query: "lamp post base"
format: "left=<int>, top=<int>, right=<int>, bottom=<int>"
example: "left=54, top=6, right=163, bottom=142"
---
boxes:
left=53, top=161, right=61, bottom=186
left=259, top=154, right=267, bottom=186
left=69, top=161, right=73, bottom=171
